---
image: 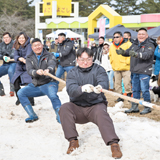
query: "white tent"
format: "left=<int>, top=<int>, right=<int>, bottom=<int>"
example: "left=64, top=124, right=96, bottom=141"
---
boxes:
left=46, top=29, right=82, bottom=38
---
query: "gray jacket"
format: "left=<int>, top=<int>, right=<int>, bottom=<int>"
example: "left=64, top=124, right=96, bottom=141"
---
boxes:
left=26, top=49, right=57, bottom=86
left=0, top=40, right=15, bottom=64
left=57, top=39, right=76, bottom=67
left=125, top=38, right=155, bottom=75
left=66, top=63, right=109, bottom=107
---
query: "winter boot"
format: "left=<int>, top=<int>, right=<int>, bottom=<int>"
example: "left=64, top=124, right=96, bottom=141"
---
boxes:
left=111, top=143, right=122, bottom=159
left=10, top=83, right=14, bottom=97
left=28, top=97, right=35, bottom=106
left=55, top=108, right=61, bottom=123
left=23, top=105, right=38, bottom=123
left=125, top=102, right=139, bottom=113
left=140, top=107, right=151, bottom=115
left=15, top=88, right=20, bottom=105
left=0, top=83, right=5, bottom=96
left=67, top=140, right=79, bottom=154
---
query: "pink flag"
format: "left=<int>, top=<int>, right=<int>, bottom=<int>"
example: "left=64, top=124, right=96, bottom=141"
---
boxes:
left=99, top=19, right=105, bottom=37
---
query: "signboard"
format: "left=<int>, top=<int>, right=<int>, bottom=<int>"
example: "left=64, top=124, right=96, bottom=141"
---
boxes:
left=43, top=0, right=72, bottom=16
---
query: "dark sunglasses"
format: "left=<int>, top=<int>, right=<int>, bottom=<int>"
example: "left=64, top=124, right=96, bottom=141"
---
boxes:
left=113, top=36, right=120, bottom=39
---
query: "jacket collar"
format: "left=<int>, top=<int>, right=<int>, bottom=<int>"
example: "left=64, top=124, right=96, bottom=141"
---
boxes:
left=113, top=38, right=124, bottom=49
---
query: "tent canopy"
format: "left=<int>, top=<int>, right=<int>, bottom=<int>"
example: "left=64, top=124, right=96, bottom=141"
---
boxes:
left=46, top=30, right=82, bottom=38
left=148, top=26, right=160, bottom=39
left=89, top=24, right=138, bottom=39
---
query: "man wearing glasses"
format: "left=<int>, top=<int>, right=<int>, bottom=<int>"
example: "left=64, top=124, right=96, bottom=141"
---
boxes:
left=109, top=31, right=132, bottom=102
left=59, top=48, right=122, bottom=159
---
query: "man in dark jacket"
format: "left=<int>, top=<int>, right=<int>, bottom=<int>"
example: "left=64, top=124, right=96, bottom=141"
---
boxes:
left=59, top=48, right=122, bottom=159
left=93, top=36, right=104, bottom=64
left=17, top=38, right=61, bottom=123
left=53, top=33, right=76, bottom=79
left=0, top=32, right=16, bottom=96
left=116, top=28, right=155, bottom=114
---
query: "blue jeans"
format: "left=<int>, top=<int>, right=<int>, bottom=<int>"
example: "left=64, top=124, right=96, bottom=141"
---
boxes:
left=56, top=65, right=75, bottom=78
left=107, top=70, right=114, bottom=89
left=131, top=73, right=150, bottom=102
left=0, top=63, right=16, bottom=84
left=17, top=81, right=61, bottom=110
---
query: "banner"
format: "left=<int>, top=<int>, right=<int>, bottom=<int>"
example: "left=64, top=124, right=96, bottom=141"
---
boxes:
left=99, top=18, right=106, bottom=38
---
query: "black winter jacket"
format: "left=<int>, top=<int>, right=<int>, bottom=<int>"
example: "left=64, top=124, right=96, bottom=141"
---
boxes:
left=57, top=39, right=76, bottom=67
left=26, top=49, right=57, bottom=86
left=66, top=63, right=109, bottom=107
left=0, top=40, right=15, bottom=64
left=125, top=38, right=155, bottom=76
left=93, top=44, right=103, bottom=63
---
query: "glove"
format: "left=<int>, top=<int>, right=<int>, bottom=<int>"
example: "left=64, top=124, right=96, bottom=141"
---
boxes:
left=129, top=49, right=138, bottom=57
left=116, top=48, right=125, bottom=55
left=81, top=84, right=94, bottom=93
left=3, top=56, right=10, bottom=62
left=53, top=52, right=59, bottom=58
left=94, top=85, right=102, bottom=94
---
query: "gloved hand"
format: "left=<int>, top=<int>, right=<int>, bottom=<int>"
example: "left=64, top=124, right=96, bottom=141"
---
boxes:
left=53, top=52, right=59, bottom=58
left=94, top=85, right=102, bottom=94
left=81, top=84, right=94, bottom=93
left=3, top=56, right=10, bottom=62
left=116, top=48, right=125, bottom=55
left=129, top=49, right=138, bottom=57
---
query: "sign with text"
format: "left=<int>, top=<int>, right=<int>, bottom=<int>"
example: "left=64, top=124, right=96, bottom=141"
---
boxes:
left=43, top=0, right=72, bottom=16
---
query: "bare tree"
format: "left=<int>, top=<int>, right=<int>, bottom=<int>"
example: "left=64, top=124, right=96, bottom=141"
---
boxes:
left=0, top=10, right=35, bottom=39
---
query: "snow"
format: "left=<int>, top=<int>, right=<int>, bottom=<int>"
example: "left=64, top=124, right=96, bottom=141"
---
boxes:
left=1, top=75, right=160, bottom=160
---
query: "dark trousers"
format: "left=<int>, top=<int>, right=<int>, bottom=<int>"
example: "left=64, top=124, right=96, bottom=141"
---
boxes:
left=14, top=76, right=21, bottom=90
left=59, top=102, right=119, bottom=145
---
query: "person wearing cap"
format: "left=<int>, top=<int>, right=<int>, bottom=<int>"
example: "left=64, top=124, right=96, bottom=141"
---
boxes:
left=53, top=33, right=76, bottom=79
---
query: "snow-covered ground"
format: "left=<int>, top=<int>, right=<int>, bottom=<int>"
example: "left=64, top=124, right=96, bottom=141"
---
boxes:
left=1, top=75, right=160, bottom=160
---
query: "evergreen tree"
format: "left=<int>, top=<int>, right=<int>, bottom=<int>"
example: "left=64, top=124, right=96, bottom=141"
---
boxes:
left=139, top=0, right=160, bottom=13
left=112, top=0, right=141, bottom=15
left=73, top=0, right=112, bottom=17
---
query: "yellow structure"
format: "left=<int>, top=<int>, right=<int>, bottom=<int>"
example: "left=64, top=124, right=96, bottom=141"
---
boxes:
left=43, top=0, right=72, bottom=16
left=88, top=5, right=122, bottom=36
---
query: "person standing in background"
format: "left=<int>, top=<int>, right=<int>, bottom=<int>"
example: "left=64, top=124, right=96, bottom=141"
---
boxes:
left=101, top=43, right=114, bottom=91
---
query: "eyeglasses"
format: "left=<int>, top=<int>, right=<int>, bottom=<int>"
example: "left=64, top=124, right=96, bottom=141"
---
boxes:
left=78, top=58, right=93, bottom=62
left=113, top=36, right=120, bottom=39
